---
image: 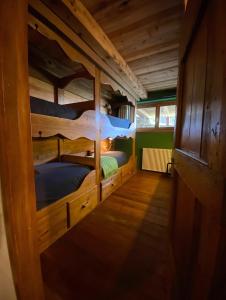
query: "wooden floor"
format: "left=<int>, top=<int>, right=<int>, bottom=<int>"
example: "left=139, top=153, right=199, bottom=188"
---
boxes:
left=41, top=171, right=174, bottom=300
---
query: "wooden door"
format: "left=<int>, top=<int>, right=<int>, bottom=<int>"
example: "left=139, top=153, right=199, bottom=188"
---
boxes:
left=171, top=0, right=226, bottom=299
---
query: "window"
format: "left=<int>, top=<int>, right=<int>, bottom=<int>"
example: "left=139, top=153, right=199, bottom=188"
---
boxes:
left=159, top=105, right=176, bottom=127
left=136, top=107, right=156, bottom=128
left=136, top=102, right=176, bottom=131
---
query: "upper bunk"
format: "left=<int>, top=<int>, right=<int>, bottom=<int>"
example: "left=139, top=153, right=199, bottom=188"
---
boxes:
left=28, top=6, right=136, bottom=141
left=29, top=25, right=97, bottom=140
left=31, top=103, right=135, bottom=140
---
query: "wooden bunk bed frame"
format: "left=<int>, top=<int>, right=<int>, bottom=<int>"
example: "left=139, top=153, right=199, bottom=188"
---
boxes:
left=28, top=0, right=136, bottom=254
left=31, top=110, right=136, bottom=140
left=30, top=57, right=136, bottom=253
left=33, top=122, right=136, bottom=253
left=31, top=110, right=97, bottom=140
left=37, top=169, right=97, bottom=252
left=0, top=1, right=139, bottom=298
left=100, top=114, right=136, bottom=140
left=63, top=147, right=136, bottom=203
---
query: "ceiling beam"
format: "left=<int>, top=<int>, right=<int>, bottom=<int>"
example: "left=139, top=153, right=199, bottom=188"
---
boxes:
left=144, top=79, right=177, bottom=91
left=62, top=0, right=147, bottom=98
left=134, top=60, right=179, bottom=77
left=138, top=67, right=178, bottom=85
left=126, top=41, right=179, bottom=63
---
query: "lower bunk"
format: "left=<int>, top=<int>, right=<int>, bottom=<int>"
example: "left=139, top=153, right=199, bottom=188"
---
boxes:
left=101, top=152, right=135, bottom=201
left=35, top=162, right=97, bottom=253
left=35, top=151, right=135, bottom=252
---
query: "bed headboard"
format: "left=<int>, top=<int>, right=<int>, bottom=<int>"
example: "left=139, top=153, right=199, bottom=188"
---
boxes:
left=60, top=138, right=94, bottom=156
left=33, top=137, right=95, bottom=166
left=33, top=138, right=59, bottom=165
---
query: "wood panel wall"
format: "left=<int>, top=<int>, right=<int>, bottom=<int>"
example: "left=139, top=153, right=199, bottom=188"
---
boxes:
left=29, top=75, right=93, bottom=104
left=29, top=73, right=115, bottom=112
left=33, top=138, right=95, bottom=165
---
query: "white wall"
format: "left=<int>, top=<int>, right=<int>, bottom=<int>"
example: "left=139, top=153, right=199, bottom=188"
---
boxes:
left=0, top=182, right=17, bottom=300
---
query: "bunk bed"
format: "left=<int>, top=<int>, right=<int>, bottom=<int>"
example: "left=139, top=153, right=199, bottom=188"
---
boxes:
left=97, top=82, right=136, bottom=201
left=27, top=7, right=136, bottom=252
left=31, top=96, right=135, bottom=140
left=33, top=122, right=98, bottom=253
left=28, top=30, right=100, bottom=252
left=31, top=89, right=136, bottom=251
left=36, top=165, right=97, bottom=252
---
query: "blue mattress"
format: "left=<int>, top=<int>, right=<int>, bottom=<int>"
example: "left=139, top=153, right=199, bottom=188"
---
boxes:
left=30, top=97, right=79, bottom=120
left=35, top=162, right=91, bottom=210
left=102, top=151, right=130, bottom=167
left=107, top=115, right=131, bottom=129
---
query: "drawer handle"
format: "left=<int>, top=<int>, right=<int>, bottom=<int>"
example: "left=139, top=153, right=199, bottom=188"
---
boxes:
left=81, top=201, right=89, bottom=209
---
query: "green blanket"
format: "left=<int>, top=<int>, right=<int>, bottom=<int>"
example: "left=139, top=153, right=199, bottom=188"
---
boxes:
left=101, top=156, right=118, bottom=179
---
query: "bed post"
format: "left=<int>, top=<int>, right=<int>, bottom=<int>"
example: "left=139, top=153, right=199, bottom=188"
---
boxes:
left=94, top=67, right=101, bottom=198
left=132, top=99, right=137, bottom=171
left=0, top=0, right=44, bottom=299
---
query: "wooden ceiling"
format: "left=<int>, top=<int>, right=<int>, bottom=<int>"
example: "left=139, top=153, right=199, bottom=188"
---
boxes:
left=81, top=0, right=184, bottom=92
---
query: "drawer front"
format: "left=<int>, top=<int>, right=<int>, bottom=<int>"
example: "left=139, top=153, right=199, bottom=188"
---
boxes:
left=122, top=161, right=134, bottom=183
left=37, top=204, right=67, bottom=252
left=102, top=172, right=121, bottom=201
left=68, top=186, right=98, bottom=227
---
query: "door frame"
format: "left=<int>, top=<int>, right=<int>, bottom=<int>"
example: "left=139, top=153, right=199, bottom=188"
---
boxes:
left=0, top=1, right=44, bottom=298
left=172, top=0, right=226, bottom=298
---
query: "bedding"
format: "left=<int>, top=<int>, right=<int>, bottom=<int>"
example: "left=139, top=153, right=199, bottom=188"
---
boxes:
left=31, top=97, right=132, bottom=129
left=30, top=97, right=79, bottom=120
left=106, top=115, right=131, bottom=129
left=101, top=156, right=118, bottom=179
left=35, top=162, right=91, bottom=210
left=102, top=151, right=130, bottom=167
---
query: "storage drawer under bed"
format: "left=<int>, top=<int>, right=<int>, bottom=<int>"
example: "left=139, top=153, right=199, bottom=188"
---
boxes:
left=67, top=186, right=98, bottom=227
left=121, top=159, right=134, bottom=183
left=101, top=171, right=121, bottom=201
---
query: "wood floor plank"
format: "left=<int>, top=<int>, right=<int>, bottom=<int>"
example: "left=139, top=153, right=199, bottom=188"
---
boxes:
left=41, top=171, right=174, bottom=300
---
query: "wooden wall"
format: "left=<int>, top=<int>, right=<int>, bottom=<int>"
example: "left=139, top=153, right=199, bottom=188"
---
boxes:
left=29, top=74, right=94, bottom=104
left=33, top=138, right=94, bottom=165
left=29, top=72, right=115, bottom=113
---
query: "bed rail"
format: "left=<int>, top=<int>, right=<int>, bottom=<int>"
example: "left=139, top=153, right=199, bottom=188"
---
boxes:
left=100, top=114, right=136, bottom=139
left=31, top=110, right=97, bottom=140
left=31, top=110, right=136, bottom=140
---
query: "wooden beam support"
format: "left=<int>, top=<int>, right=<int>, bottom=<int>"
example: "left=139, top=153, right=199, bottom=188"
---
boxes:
left=28, top=14, right=96, bottom=76
left=57, top=71, right=93, bottom=89
left=62, top=0, right=147, bottom=98
left=0, top=0, right=44, bottom=299
left=94, top=67, right=101, bottom=200
left=29, top=61, right=59, bottom=85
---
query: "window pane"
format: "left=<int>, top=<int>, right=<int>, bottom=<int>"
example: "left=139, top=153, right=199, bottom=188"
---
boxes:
left=136, top=107, right=156, bottom=128
left=159, top=105, right=176, bottom=127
